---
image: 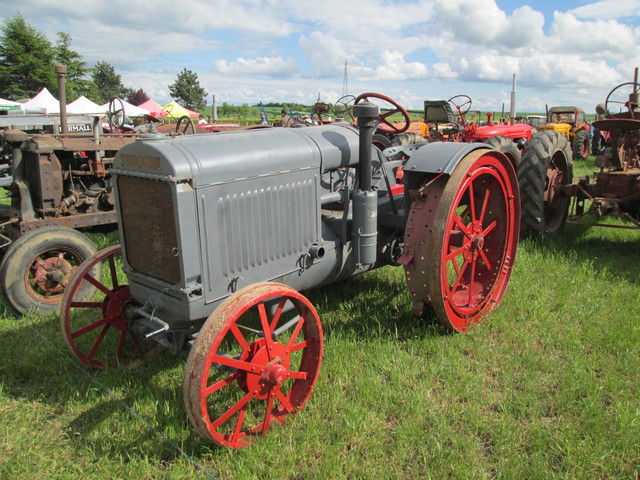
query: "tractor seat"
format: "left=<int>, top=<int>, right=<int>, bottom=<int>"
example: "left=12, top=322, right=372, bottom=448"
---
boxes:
left=424, top=100, right=456, bottom=124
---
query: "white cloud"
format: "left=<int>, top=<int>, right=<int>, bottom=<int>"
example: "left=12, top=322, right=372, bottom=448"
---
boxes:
left=568, top=0, right=640, bottom=21
left=214, top=56, right=297, bottom=77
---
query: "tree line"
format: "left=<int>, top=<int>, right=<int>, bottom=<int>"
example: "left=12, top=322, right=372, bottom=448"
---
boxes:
left=0, top=15, right=208, bottom=110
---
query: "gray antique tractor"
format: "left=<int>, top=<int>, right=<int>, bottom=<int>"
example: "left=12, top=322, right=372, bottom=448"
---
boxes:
left=60, top=96, right=520, bottom=448
left=519, top=68, right=640, bottom=235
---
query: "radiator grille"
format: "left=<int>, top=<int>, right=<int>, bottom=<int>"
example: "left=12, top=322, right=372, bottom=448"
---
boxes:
left=216, top=180, right=316, bottom=276
left=117, top=176, right=181, bottom=284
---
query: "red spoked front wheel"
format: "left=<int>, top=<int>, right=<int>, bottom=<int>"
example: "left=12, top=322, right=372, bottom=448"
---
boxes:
left=403, top=149, right=520, bottom=332
left=184, top=282, right=323, bottom=448
left=60, top=245, right=144, bottom=369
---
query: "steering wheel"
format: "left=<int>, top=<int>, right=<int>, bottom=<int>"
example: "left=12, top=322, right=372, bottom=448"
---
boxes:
left=354, top=93, right=410, bottom=134
left=604, top=81, right=640, bottom=118
left=447, top=95, right=472, bottom=115
left=107, top=98, right=126, bottom=130
left=175, top=115, right=196, bottom=135
left=334, top=95, right=357, bottom=123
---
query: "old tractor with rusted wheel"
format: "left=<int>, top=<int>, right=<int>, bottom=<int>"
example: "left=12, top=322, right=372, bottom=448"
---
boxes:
left=519, top=68, right=640, bottom=236
left=60, top=95, right=520, bottom=448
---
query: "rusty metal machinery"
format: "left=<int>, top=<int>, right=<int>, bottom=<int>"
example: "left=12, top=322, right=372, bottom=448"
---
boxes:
left=59, top=94, right=520, bottom=448
left=519, top=68, right=640, bottom=235
left=0, top=66, right=165, bottom=314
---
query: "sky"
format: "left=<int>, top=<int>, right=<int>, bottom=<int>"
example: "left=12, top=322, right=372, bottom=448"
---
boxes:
left=1, top=0, right=639, bottom=114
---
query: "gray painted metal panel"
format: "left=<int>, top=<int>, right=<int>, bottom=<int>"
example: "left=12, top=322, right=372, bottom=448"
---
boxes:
left=403, top=141, right=490, bottom=175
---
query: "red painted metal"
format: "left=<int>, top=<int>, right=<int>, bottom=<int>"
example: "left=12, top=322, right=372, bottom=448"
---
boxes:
left=183, top=282, right=323, bottom=449
left=355, top=93, right=410, bottom=135
left=60, top=245, right=144, bottom=369
left=401, top=149, right=520, bottom=332
left=27, top=249, right=80, bottom=304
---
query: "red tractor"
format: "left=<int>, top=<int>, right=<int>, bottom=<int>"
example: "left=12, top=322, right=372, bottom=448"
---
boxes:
left=519, top=68, right=640, bottom=235
left=420, top=95, right=531, bottom=166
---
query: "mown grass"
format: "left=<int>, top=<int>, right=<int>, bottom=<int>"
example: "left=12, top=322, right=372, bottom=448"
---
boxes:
left=1, top=166, right=639, bottom=479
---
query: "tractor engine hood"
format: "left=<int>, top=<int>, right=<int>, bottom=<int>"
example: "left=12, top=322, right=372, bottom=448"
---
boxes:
left=474, top=123, right=532, bottom=141
left=112, top=124, right=361, bottom=187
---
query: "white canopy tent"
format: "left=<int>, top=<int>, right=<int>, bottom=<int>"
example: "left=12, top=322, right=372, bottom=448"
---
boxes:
left=0, top=97, right=24, bottom=112
left=67, top=96, right=106, bottom=115
left=100, top=99, right=151, bottom=118
left=21, top=88, right=60, bottom=114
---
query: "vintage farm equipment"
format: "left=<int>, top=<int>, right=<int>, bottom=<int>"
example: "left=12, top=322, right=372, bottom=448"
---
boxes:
left=537, top=106, right=591, bottom=160
left=0, top=66, right=173, bottom=314
left=519, top=68, right=640, bottom=235
left=60, top=95, right=520, bottom=448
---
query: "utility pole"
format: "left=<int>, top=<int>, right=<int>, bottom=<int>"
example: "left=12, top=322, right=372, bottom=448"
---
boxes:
left=342, top=59, right=348, bottom=97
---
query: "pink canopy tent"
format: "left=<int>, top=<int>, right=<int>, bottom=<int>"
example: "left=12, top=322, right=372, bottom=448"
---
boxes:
left=138, top=98, right=166, bottom=117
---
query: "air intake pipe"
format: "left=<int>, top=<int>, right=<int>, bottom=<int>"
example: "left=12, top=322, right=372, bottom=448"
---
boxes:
left=351, top=101, right=379, bottom=266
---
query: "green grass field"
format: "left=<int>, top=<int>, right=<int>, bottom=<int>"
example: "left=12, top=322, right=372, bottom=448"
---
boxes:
left=1, top=157, right=639, bottom=479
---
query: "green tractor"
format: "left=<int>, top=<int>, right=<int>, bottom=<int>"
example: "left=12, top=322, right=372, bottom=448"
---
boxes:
left=537, top=106, right=591, bottom=160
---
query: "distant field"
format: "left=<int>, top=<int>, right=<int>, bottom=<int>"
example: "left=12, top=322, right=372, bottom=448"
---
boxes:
left=1, top=155, right=638, bottom=479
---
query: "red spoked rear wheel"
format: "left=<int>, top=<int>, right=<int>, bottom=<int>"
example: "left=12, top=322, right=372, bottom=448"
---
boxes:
left=403, top=149, right=520, bottom=332
left=184, top=282, right=323, bottom=448
left=60, top=245, right=144, bottom=369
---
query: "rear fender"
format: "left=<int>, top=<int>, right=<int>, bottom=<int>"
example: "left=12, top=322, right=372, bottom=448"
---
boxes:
left=403, top=141, right=491, bottom=180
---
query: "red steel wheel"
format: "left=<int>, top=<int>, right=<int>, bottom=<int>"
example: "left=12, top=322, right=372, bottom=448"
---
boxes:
left=403, top=149, right=520, bottom=332
left=60, top=245, right=144, bottom=369
left=184, top=282, right=323, bottom=449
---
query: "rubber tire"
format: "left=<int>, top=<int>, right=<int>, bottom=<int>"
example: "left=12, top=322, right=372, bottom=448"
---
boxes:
left=591, top=130, right=605, bottom=156
left=572, top=129, right=589, bottom=160
left=372, top=133, right=393, bottom=151
left=484, top=135, right=521, bottom=167
left=387, top=132, right=426, bottom=159
left=518, top=131, right=573, bottom=237
left=0, top=227, right=98, bottom=315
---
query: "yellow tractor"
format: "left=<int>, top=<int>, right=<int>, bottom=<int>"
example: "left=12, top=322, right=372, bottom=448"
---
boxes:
left=537, top=106, right=591, bottom=159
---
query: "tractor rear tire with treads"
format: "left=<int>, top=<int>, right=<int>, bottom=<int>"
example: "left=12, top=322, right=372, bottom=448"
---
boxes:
left=518, top=131, right=573, bottom=236
left=484, top=135, right=521, bottom=167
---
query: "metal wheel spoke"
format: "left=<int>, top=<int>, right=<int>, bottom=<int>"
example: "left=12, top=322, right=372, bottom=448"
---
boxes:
left=69, top=301, right=103, bottom=308
left=115, top=327, right=127, bottom=360
left=479, top=189, right=491, bottom=225
left=70, top=316, right=110, bottom=339
left=108, top=256, right=119, bottom=289
left=446, top=243, right=468, bottom=263
left=477, top=247, right=492, bottom=271
left=86, top=323, right=110, bottom=361
left=287, top=370, right=308, bottom=380
left=467, top=182, right=477, bottom=222
left=285, top=317, right=305, bottom=351
left=274, top=389, right=295, bottom=413
left=482, top=219, right=498, bottom=237
left=129, top=329, right=144, bottom=356
left=231, top=406, right=248, bottom=444
left=453, top=216, right=472, bottom=238
left=449, top=256, right=471, bottom=295
left=258, top=303, right=276, bottom=358
left=229, top=323, right=249, bottom=351
left=467, top=254, right=478, bottom=306
left=260, top=392, right=276, bottom=435
left=269, top=298, right=287, bottom=332
left=83, top=273, right=114, bottom=296
left=210, top=391, right=253, bottom=430
left=211, top=353, right=262, bottom=375
left=288, top=338, right=310, bottom=353
left=204, top=373, right=238, bottom=397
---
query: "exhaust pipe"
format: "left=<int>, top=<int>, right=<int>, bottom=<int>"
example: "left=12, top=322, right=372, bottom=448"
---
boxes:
left=352, top=101, right=379, bottom=266
left=56, top=64, right=68, bottom=134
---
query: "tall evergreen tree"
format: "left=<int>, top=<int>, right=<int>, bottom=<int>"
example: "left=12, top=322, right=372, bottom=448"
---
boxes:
left=0, top=15, right=56, bottom=99
left=55, top=32, right=97, bottom=102
left=92, top=61, right=128, bottom=104
left=168, top=68, right=207, bottom=111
